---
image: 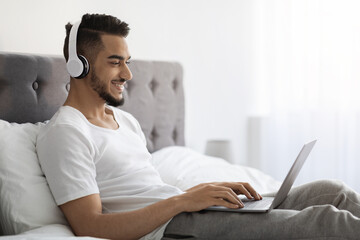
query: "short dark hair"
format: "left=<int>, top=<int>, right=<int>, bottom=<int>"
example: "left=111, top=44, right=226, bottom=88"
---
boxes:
left=63, top=13, right=130, bottom=63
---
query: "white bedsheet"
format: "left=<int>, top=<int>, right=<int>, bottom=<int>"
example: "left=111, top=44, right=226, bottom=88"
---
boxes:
left=0, top=224, right=102, bottom=240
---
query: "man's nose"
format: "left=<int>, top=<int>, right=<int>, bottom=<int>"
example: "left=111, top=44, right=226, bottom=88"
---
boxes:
left=121, top=64, right=133, bottom=81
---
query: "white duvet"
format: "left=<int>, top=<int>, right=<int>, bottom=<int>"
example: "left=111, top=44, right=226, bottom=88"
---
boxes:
left=151, top=146, right=281, bottom=194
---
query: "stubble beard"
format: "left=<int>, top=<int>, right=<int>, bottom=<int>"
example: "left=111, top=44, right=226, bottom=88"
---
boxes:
left=90, top=69, right=125, bottom=107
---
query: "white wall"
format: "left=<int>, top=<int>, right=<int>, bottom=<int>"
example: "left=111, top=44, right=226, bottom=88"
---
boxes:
left=0, top=0, right=257, bottom=164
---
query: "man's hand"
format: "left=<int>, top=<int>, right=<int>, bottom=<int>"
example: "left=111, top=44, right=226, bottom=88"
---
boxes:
left=176, top=182, right=262, bottom=212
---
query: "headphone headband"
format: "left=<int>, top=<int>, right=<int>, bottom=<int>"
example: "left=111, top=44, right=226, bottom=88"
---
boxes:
left=66, top=21, right=89, bottom=79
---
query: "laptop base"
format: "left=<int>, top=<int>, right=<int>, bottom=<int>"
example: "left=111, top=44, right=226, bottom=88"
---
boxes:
left=205, top=197, right=274, bottom=213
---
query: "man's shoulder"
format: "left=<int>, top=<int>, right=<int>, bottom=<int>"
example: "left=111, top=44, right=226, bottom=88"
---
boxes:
left=111, top=107, right=139, bottom=124
left=112, top=106, right=131, bottom=116
left=39, top=106, right=89, bottom=138
left=49, top=106, right=87, bottom=128
left=110, top=107, right=143, bottom=135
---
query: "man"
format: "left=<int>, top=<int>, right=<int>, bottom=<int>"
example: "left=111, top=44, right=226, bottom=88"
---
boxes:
left=37, top=13, right=360, bottom=240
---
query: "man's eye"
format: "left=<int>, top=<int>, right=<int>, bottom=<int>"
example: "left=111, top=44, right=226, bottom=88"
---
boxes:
left=126, top=61, right=131, bottom=65
left=111, top=62, right=120, bottom=65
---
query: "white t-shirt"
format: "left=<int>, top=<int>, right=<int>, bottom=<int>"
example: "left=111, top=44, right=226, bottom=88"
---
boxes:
left=36, top=106, right=183, bottom=240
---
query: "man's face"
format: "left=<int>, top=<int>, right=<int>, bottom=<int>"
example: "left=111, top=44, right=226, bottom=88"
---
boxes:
left=90, top=34, right=132, bottom=106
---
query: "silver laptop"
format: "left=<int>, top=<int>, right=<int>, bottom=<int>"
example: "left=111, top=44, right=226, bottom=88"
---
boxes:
left=206, top=140, right=317, bottom=213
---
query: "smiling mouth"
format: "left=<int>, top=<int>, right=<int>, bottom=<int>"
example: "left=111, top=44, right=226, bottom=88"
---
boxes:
left=111, top=80, right=126, bottom=91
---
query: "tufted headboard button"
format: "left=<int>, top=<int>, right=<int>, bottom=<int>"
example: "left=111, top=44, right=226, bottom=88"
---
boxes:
left=172, top=79, right=178, bottom=91
left=172, top=128, right=177, bottom=142
left=150, top=128, right=157, bottom=141
left=32, top=81, right=39, bottom=90
left=149, top=80, right=158, bottom=92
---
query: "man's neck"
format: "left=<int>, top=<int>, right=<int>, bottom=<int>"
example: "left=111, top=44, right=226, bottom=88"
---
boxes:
left=63, top=81, right=118, bottom=130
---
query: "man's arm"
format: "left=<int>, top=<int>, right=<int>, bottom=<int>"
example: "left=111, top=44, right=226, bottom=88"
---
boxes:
left=60, top=193, right=179, bottom=240
left=60, top=182, right=261, bottom=240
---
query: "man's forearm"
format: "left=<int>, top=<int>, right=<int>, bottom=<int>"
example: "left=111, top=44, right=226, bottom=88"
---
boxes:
left=72, top=195, right=183, bottom=240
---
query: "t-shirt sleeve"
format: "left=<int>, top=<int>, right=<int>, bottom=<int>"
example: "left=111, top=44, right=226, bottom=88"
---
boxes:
left=37, top=124, right=99, bottom=205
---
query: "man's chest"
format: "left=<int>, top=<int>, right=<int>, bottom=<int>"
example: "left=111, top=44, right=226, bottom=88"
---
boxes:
left=90, top=128, right=152, bottom=179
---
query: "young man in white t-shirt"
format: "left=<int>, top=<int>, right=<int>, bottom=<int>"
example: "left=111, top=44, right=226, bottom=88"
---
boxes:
left=37, top=13, right=262, bottom=240
left=37, top=13, right=360, bottom=240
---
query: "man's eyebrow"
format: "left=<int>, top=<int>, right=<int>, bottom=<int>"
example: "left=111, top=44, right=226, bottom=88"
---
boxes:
left=107, top=55, right=131, bottom=60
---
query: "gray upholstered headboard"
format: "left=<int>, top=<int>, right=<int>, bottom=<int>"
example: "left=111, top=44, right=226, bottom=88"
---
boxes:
left=0, top=52, right=185, bottom=152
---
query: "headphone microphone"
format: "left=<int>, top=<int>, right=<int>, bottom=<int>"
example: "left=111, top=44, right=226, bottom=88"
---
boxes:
left=66, top=21, right=90, bottom=79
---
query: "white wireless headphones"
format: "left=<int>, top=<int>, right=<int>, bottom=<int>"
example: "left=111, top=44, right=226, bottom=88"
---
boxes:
left=66, top=21, right=90, bottom=79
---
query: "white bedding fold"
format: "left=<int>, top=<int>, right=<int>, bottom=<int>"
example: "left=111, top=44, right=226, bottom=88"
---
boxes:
left=151, top=146, right=281, bottom=194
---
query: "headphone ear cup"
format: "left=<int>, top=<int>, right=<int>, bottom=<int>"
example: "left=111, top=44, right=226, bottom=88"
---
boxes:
left=76, top=55, right=90, bottom=79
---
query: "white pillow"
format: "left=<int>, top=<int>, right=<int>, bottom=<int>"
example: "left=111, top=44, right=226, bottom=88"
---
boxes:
left=151, top=146, right=281, bottom=194
left=0, top=120, right=69, bottom=235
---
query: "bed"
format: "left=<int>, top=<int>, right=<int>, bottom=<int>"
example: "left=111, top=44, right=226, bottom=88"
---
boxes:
left=0, top=52, right=280, bottom=239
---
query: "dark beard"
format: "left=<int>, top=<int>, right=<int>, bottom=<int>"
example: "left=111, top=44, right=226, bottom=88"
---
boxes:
left=90, top=69, right=125, bottom=107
